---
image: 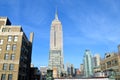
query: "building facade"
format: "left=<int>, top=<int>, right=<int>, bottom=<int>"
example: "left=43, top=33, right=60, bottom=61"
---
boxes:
left=40, top=66, right=48, bottom=80
left=0, top=17, right=33, bottom=80
left=66, top=63, right=75, bottom=77
left=30, top=67, right=40, bottom=80
left=100, top=52, right=120, bottom=79
left=48, top=10, right=64, bottom=77
left=83, top=50, right=93, bottom=77
left=93, top=54, right=101, bottom=73
left=80, top=64, right=84, bottom=76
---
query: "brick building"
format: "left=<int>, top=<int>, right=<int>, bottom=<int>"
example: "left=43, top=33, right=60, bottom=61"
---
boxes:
left=0, top=17, right=34, bottom=80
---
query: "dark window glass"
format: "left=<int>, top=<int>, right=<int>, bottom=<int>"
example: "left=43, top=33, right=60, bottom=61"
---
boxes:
left=6, top=44, right=11, bottom=50
left=4, top=53, right=9, bottom=60
left=1, top=74, right=6, bottom=80
left=12, top=44, right=16, bottom=51
left=8, top=74, right=12, bottom=80
left=3, top=63, right=7, bottom=70
left=9, top=64, right=14, bottom=70
left=11, top=54, right=15, bottom=60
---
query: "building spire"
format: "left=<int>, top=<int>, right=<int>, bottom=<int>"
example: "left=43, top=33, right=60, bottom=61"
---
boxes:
left=55, top=8, right=59, bottom=20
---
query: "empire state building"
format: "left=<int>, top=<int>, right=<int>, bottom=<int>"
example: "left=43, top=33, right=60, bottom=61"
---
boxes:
left=48, top=10, right=64, bottom=77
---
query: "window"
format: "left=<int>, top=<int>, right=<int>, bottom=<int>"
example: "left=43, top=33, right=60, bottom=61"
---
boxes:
left=107, top=61, right=111, bottom=68
left=8, top=36, right=12, bottom=42
left=0, top=39, right=3, bottom=45
left=6, top=44, right=11, bottom=50
left=2, top=28, right=6, bottom=32
left=1, top=74, right=6, bottom=80
left=12, top=44, right=16, bottom=51
left=11, top=54, right=15, bottom=60
left=112, top=59, right=118, bottom=65
left=4, top=54, right=9, bottom=60
left=8, top=74, right=12, bottom=80
left=9, top=64, right=14, bottom=70
left=14, top=36, right=18, bottom=42
left=3, top=63, right=7, bottom=70
left=107, top=61, right=111, bottom=65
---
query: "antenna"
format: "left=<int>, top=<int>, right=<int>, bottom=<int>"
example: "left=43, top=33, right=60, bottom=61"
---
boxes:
left=55, top=7, right=59, bottom=20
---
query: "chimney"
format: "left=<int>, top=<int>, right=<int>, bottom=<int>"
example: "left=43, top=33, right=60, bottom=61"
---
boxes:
left=29, top=32, right=34, bottom=43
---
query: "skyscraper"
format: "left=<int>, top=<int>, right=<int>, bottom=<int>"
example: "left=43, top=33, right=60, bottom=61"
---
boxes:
left=83, top=50, right=93, bottom=77
left=48, top=10, right=64, bottom=77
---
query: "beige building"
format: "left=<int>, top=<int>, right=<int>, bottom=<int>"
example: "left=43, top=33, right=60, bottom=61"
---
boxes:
left=100, top=52, right=120, bottom=79
left=80, top=64, right=84, bottom=75
left=53, top=67, right=58, bottom=78
left=0, top=17, right=33, bottom=80
left=93, top=54, right=101, bottom=73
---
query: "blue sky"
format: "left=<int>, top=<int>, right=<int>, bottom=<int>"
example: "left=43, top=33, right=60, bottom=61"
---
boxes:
left=0, top=0, right=120, bottom=68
